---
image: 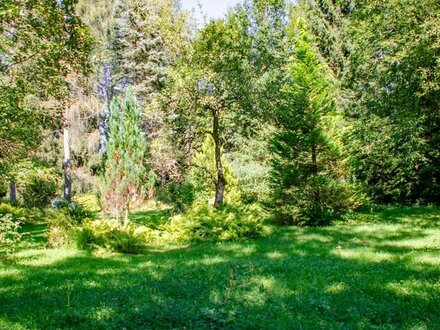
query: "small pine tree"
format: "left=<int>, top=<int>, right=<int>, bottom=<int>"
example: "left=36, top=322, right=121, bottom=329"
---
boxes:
left=101, top=87, right=148, bottom=225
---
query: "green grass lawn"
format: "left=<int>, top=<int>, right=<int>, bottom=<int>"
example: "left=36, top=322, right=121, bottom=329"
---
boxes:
left=1, top=206, right=439, bottom=329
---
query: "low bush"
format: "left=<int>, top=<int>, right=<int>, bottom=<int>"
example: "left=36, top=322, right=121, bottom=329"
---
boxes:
left=74, top=203, right=267, bottom=253
left=46, top=211, right=76, bottom=247
left=0, top=179, right=7, bottom=200
left=75, top=194, right=101, bottom=213
left=0, top=203, right=25, bottom=219
left=47, top=200, right=96, bottom=247
left=232, top=161, right=271, bottom=204
left=161, top=204, right=267, bottom=243
left=0, top=212, right=23, bottom=262
left=65, top=203, right=95, bottom=224
left=0, top=203, right=46, bottom=224
left=51, top=198, right=95, bottom=224
left=156, top=180, right=195, bottom=212
left=273, top=176, right=367, bottom=226
left=76, top=220, right=144, bottom=254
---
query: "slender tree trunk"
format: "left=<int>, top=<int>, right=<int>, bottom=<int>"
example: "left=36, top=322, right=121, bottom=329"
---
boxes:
left=124, top=209, right=129, bottom=227
left=98, top=63, right=111, bottom=154
left=9, top=181, right=16, bottom=204
left=212, top=108, right=225, bottom=208
left=116, top=211, right=120, bottom=225
left=123, top=203, right=129, bottom=228
left=63, top=127, right=72, bottom=202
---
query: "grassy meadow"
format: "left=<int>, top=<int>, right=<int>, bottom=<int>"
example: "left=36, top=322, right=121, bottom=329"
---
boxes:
left=1, top=206, right=439, bottom=329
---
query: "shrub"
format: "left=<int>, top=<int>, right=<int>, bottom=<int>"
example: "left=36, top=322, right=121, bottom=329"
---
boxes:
left=73, top=203, right=267, bottom=253
left=189, top=135, right=242, bottom=207
left=15, top=163, right=58, bottom=208
left=230, top=160, right=271, bottom=203
left=51, top=198, right=70, bottom=210
left=0, top=203, right=25, bottom=219
left=46, top=200, right=95, bottom=247
left=0, top=214, right=23, bottom=262
left=156, top=180, right=195, bottom=212
left=76, top=220, right=144, bottom=254
left=272, top=176, right=367, bottom=226
left=46, top=211, right=76, bottom=247
left=161, top=204, right=267, bottom=243
left=51, top=198, right=95, bottom=224
left=0, top=203, right=46, bottom=224
left=64, top=203, right=95, bottom=224
left=75, top=194, right=101, bottom=213
left=0, top=179, right=7, bottom=200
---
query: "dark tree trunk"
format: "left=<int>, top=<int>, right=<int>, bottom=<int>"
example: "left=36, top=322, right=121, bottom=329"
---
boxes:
left=9, top=181, right=16, bottom=204
left=63, top=127, right=72, bottom=202
left=212, top=108, right=225, bottom=208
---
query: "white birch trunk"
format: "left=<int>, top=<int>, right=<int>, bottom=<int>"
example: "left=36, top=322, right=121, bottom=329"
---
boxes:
left=63, top=127, right=72, bottom=202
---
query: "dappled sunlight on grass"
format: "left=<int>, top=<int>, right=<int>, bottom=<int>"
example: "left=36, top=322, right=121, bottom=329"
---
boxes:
left=413, top=253, right=440, bottom=266
left=325, top=282, right=348, bottom=294
left=265, top=251, right=287, bottom=260
left=215, top=242, right=259, bottom=258
left=240, top=286, right=269, bottom=307
left=343, top=205, right=440, bottom=228
left=293, top=232, right=334, bottom=244
left=0, top=318, right=23, bottom=330
left=199, top=255, right=229, bottom=266
left=333, top=248, right=395, bottom=263
left=1, top=206, right=439, bottom=329
left=89, top=305, right=116, bottom=322
left=385, top=279, right=439, bottom=303
left=15, top=248, right=80, bottom=267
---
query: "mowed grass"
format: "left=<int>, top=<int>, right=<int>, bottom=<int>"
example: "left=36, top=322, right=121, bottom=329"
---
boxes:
left=1, top=207, right=439, bottom=329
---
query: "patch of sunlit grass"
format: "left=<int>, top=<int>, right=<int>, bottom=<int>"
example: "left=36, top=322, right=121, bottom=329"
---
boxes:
left=1, top=206, right=439, bottom=329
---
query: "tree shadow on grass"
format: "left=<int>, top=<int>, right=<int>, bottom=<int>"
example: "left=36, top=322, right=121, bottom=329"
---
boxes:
left=1, top=220, right=439, bottom=330
left=352, top=205, right=440, bottom=228
left=17, top=222, right=48, bottom=250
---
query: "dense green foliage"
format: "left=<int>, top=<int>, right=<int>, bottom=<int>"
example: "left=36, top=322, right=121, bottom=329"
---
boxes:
left=0, top=204, right=23, bottom=261
left=76, top=204, right=266, bottom=253
left=348, top=0, right=439, bottom=204
left=13, top=162, right=59, bottom=208
left=0, top=0, right=439, bottom=328
left=0, top=0, right=93, bottom=168
left=101, top=88, right=149, bottom=224
left=2, top=0, right=438, bottom=220
left=269, top=15, right=360, bottom=225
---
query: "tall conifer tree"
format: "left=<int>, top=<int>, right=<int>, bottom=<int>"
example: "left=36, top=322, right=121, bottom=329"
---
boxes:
left=109, top=0, right=190, bottom=183
left=269, top=13, right=359, bottom=225
left=110, top=0, right=181, bottom=103
left=101, top=87, right=148, bottom=225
